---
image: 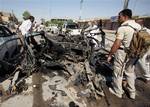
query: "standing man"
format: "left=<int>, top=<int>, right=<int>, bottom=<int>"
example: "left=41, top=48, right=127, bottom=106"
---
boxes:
left=136, top=19, right=150, bottom=83
left=19, top=16, right=37, bottom=45
left=107, top=9, right=141, bottom=99
left=19, top=16, right=35, bottom=36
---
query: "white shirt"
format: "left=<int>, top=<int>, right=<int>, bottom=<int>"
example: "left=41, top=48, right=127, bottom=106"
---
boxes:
left=116, top=20, right=141, bottom=48
left=19, top=19, right=32, bottom=36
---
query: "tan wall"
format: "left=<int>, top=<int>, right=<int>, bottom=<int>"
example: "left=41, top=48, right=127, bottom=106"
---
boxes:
left=103, top=17, right=150, bottom=30
left=2, top=16, right=9, bottom=22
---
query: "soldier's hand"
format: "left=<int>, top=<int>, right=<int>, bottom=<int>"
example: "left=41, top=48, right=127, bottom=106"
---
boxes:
left=107, top=55, right=112, bottom=63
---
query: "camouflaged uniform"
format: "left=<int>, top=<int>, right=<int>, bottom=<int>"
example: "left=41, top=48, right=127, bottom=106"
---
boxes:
left=112, top=20, right=141, bottom=98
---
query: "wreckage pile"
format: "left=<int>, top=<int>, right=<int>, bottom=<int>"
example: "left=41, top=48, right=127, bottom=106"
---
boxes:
left=38, top=33, right=113, bottom=106
left=0, top=32, right=113, bottom=107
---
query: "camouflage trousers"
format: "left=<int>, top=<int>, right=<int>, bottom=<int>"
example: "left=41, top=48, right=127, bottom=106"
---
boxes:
left=112, top=49, right=136, bottom=95
left=136, top=49, right=150, bottom=80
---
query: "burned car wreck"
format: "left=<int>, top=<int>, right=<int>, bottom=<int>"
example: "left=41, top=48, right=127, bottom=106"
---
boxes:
left=0, top=31, right=114, bottom=107
left=0, top=25, right=23, bottom=75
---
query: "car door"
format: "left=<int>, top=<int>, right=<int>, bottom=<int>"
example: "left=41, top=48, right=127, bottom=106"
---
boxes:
left=0, top=26, right=17, bottom=60
left=0, top=26, right=8, bottom=60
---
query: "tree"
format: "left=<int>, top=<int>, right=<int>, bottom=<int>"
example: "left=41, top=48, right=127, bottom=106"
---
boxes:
left=22, top=11, right=31, bottom=20
left=50, top=19, right=69, bottom=27
left=45, top=21, right=49, bottom=27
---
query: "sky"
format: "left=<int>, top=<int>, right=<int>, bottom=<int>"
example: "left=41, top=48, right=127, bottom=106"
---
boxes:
left=0, top=0, right=150, bottom=21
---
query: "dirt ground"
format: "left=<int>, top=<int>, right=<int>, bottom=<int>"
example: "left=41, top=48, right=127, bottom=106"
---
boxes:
left=87, top=79, right=150, bottom=107
left=0, top=70, right=150, bottom=107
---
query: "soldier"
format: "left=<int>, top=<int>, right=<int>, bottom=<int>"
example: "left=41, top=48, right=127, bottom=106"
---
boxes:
left=107, top=9, right=141, bottom=99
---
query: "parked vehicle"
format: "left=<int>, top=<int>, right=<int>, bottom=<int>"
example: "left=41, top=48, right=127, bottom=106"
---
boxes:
left=50, top=25, right=59, bottom=34
left=61, top=22, right=81, bottom=36
left=0, top=25, right=19, bottom=73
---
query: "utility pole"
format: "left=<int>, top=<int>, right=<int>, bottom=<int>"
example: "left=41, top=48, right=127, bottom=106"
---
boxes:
left=123, top=0, right=129, bottom=9
left=79, top=0, right=83, bottom=20
left=12, top=10, right=14, bottom=22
